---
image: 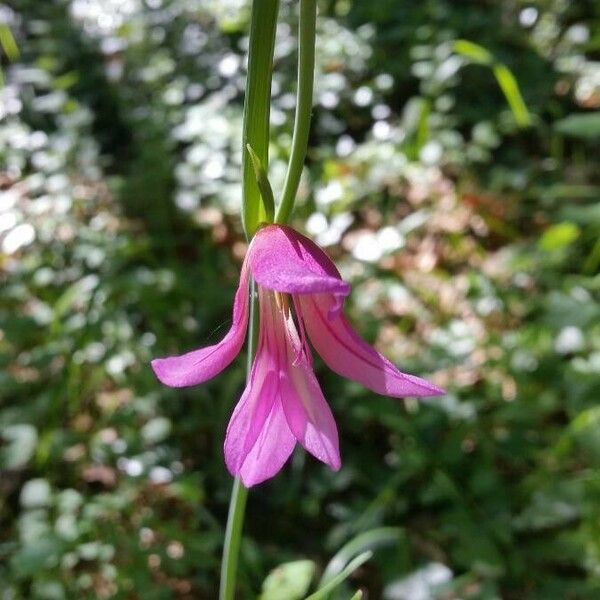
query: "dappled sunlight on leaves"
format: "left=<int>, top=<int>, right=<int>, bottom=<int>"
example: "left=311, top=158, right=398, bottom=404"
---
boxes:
left=1, top=0, right=599, bottom=598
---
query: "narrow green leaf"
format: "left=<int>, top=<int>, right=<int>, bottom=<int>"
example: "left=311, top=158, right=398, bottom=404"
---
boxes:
left=305, top=551, right=372, bottom=600
left=453, top=39, right=492, bottom=65
left=0, top=24, right=19, bottom=61
left=246, top=144, right=275, bottom=223
left=453, top=39, right=531, bottom=128
left=493, top=64, right=531, bottom=127
left=320, top=527, right=403, bottom=587
left=349, top=591, right=363, bottom=600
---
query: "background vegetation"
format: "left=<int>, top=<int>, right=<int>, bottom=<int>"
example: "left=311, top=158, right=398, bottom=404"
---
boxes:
left=1, top=0, right=599, bottom=598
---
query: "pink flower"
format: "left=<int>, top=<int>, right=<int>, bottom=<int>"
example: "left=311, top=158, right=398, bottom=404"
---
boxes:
left=152, top=224, right=444, bottom=486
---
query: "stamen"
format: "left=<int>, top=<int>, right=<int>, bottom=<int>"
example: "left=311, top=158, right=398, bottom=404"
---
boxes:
left=274, top=291, right=290, bottom=316
left=267, top=289, right=310, bottom=367
left=292, top=295, right=312, bottom=367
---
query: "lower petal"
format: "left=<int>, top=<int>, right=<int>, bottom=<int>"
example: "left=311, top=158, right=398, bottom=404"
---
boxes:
left=274, top=306, right=340, bottom=471
left=301, top=295, right=445, bottom=397
left=281, top=367, right=341, bottom=471
left=236, top=396, right=296, bottom=487
left=224, top=370, right=278, bottom=476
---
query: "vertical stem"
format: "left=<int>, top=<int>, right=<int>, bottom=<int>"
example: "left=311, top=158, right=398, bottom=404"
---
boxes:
left=219, top=282, right=258, bottom=600
left=275, top=0, right=318, bottom=225
left=219, top=478, right=248, bottom=600
left=220, top=0, right=279, bottom=594
left=241, top=0, right=281, bottom=238
left=220, top=0, right=319, bottom=595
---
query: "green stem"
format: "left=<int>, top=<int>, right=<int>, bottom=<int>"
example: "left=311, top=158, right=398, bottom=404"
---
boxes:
left=275, top=0, right=318, bottom=225
left=220, top=0, right=279, bottom=595
left=219, top=282, right=259, bottom=600
left=220, top=0, right=318, bottom=596
left=219, top=478, right=248, bottom=600
left=241, top=0, right=280, bottom=238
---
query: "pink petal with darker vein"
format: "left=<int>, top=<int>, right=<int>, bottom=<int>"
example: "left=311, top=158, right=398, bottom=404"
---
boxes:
left=281, top=369, right=341, bottom=471
left=224, top=370, right=279, bottom=476
left=151, top=262, right=250, bottom=387
left=275, top=309, right=341, bottom=471
left=236, top=395, right=296, bottom=487
left=249, top=224, right=351, bottom=303
left=300, top=294, right=445, bottom=398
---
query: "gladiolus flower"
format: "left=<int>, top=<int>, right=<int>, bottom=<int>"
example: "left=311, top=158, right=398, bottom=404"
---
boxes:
left=151, top=224, right=444, bottom=486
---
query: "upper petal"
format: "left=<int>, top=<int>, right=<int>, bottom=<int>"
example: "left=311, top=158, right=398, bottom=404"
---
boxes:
left=248, top=224, right=351, bottom=299
left=151, top=262, right=250, bottom=387
left=300, top=294, right=445, bottom=398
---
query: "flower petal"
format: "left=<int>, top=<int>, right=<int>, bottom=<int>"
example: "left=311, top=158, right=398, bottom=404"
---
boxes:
left=275, top=308, right=340, bottom=470
left=236, top=396, right=296, bottom=487
left=301, top=294, right=445, bottom=397
left=249, top=224, right=351, bottom=301
left=224, top=305, right=279, bottom=476
left=224, top=370, right=278, bottom=476
left=151, top=262, right=250, bottom=387
left=225, top=285, right=298, bottom=486
left=281, top=367, right=341, bottom=471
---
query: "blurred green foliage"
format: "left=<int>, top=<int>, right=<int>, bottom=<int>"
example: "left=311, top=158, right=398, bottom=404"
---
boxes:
left=1, top=0, right=599, bottom=598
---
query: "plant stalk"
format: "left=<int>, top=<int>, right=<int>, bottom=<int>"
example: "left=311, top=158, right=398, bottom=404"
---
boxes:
left=219, top=0, right=279, bottom=594
left=220, top=0, right=319, bottom=595
left=241, top=0, right=280, bottom=238
left=219, top=281, right=259, bottom=600
left=275, top=0, right=318, bottom=224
